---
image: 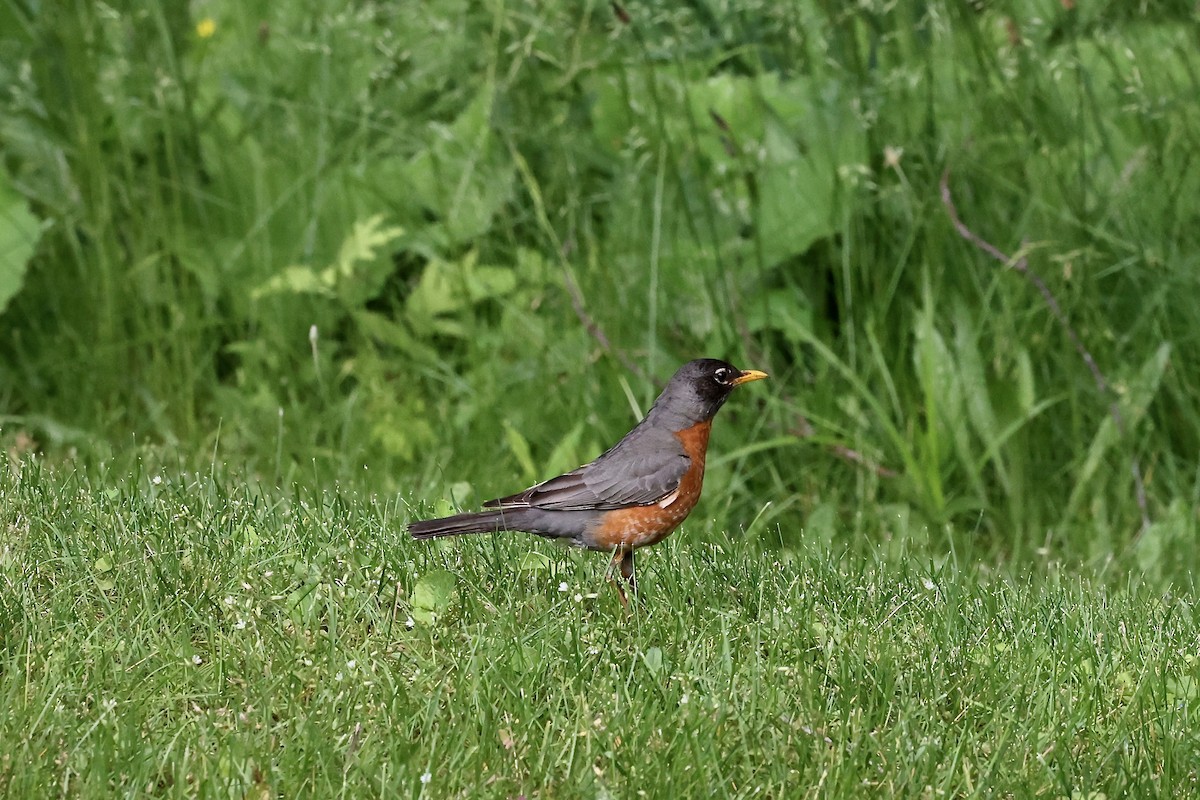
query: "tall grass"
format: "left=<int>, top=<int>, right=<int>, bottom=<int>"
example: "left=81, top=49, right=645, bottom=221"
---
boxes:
left=1, top=1, right=1199, bottom=573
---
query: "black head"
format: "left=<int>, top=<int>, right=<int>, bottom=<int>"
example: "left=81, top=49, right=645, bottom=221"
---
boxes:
left=646, top=358, right=769, bottom=427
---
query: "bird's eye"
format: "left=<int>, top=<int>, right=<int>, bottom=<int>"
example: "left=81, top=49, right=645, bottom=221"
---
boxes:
left=714, top=368, right=732, bottom=384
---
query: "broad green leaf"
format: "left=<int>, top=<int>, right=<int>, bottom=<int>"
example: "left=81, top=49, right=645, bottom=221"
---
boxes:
left=543, top=422, right=586, bottom=479
left=285, top=579, right=323, bottom=630
left=641, top=646, right=664, bottom=675
left=518, top=552, right=552, bottom=573
left=448, top=482, right=475, bottom=508
left=0, top=167, right=40, bottom=315
left=238, top=525, right=262, bottom=553
left=954, top=305, right=1009, bottom=493
left=744, top=288, right=813, bottom=347
left=503, top=421, right=538, bottom=484
left=912, top=304, right=958, bottom=513
left=431, top=497, right=457, bottom=518
left=1133, top=499, right=1190, bottom=576
left=754, top=119, right=838, bottom=267
left=509, top=643, right=539, bottom=673
left=1120, top=342, right=1172, bottom=426
left=406, top=251, right=518, bottom=336
left=1016, top=350, right=1036, bottom=415
left=585, top=70, right=863, bottom=267
left=1167, top=675, right=1199, bottom=705
left=352, top=310, right=442, bottom=363
left=411, top=569, right=457, bottom=625
left=404, top=84, right=514, bottom=245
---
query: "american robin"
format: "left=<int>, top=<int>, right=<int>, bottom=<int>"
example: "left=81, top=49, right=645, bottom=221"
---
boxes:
left=409, top=358, right=768, bottom=604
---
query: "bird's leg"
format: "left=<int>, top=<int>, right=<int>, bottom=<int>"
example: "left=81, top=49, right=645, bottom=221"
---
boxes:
left=620, top=549, right=637, bottom=597
left=607, top=549, right=635, bottom=608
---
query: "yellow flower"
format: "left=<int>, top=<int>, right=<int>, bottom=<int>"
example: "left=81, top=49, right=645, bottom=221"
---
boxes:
left=196, top=18, right=216, bottom=39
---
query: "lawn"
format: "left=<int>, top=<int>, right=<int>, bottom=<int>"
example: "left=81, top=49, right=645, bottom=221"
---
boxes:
left=2, top=461, right=1197, bottom=797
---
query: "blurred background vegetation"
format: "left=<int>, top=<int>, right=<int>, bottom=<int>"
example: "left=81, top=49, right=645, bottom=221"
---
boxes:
left=1, top=0, right=1198, bottom=577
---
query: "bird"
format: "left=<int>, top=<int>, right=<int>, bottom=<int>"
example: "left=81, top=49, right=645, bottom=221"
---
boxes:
left=408, top=359, right=768, bottom=604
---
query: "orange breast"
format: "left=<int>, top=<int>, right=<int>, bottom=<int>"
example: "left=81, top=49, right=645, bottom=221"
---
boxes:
left=588, top=420, right=712, bottom=551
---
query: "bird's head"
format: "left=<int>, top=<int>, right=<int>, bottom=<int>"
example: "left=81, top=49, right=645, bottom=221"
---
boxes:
left=647, top=358, right=768, bottom=426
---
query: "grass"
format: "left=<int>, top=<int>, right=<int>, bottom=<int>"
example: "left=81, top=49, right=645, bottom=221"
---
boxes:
left=2, top=460, right=1198, bottom=797
left=2, top=2, right=1200, bottom=795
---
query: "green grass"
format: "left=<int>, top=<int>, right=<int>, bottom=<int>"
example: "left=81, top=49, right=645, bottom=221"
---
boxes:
left=2, top=461, right=1197, bottom=797
left=3, top=2, right=1200, bottom=795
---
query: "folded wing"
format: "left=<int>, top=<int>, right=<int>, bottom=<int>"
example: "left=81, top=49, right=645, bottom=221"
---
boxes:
left=484, top=427, right=688, bottom=511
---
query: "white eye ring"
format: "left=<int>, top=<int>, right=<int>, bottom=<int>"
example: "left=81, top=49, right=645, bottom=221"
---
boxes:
left=715, top=368, right=732, bottom=384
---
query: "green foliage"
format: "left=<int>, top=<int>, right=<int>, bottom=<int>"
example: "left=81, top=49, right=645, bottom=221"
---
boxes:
left=1, top=1, right=1199, bottom=568
left=252, top=215, right=407, bottom=304
left=0, top=165, right=39, bottom=314
left=410, top=568, right=457, bottom=625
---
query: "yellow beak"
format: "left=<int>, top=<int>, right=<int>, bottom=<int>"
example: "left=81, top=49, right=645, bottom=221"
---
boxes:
left=731, top=369, right=769, bottom=386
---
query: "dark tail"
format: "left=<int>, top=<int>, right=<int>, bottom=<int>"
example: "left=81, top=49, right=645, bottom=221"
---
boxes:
left=408, top=509, right=526, bottom=540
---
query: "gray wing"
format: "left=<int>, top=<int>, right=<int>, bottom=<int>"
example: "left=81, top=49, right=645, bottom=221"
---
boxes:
left=483, top=426, right=688, bottom=511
